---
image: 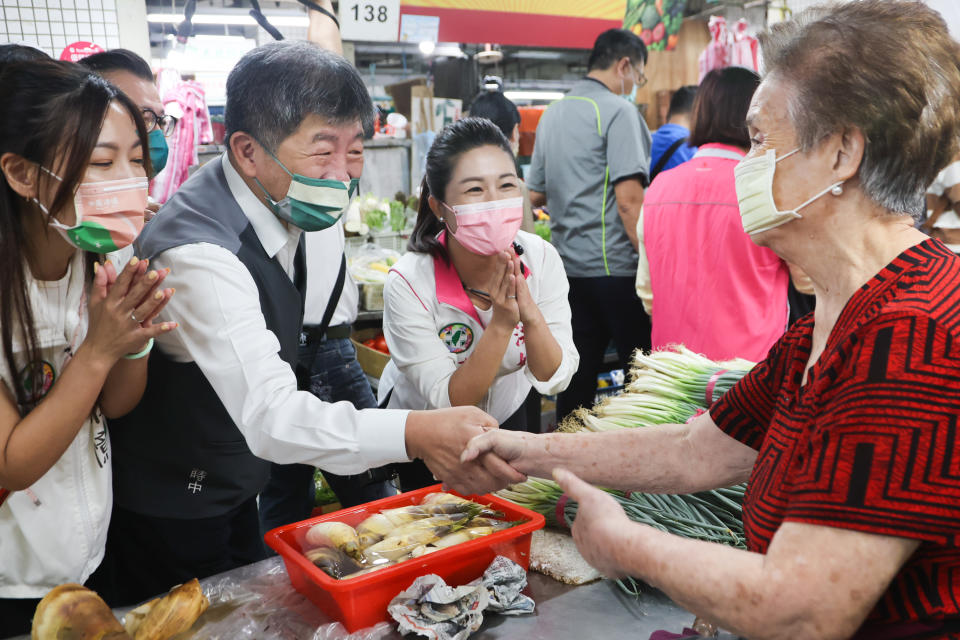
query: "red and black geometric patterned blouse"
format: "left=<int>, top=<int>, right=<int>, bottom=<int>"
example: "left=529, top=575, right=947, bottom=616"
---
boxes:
left=711, top=239, right=960, bottom=639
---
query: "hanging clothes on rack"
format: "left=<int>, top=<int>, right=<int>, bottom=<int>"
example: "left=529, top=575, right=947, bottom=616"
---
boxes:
left=698, top=16, right=730, bottom=83
left=730, top=19, right=759, bottom=72
left=150, top=80, right=213, bottom=204
left=698, top=16, right=759, bottom=82
left=155, top=67, right=183, bottom=105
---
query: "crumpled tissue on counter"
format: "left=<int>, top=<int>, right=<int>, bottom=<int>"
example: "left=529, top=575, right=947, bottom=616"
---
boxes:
left=387, top=556, right=534, bottom=640
left=474, top=555, right=535, bottom=615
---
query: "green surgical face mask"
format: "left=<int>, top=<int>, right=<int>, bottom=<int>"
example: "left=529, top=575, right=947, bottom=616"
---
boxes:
left=255, top=148, right=358, bottom=232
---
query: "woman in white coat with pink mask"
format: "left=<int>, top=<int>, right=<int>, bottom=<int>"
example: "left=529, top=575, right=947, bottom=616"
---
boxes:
left=380, top=118, right=579, bottom=490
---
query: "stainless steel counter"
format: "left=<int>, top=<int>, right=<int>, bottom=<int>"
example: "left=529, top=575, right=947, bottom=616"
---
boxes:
left=189, top=556, right=738, bottom=639
left=12, top=556, right=740, bottom=639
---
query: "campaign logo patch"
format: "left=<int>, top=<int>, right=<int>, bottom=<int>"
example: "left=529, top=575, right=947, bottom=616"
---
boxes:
left=439, top=323, right=473, bottom=354
left=19, top=360, right=55, bottom=402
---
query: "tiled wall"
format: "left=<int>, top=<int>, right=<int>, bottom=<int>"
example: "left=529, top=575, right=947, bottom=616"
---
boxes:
left=1, top=0, right=122, bottom=58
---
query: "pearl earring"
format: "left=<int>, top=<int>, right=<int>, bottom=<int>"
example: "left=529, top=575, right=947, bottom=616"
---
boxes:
left=831, top=184, right=843, bottom=196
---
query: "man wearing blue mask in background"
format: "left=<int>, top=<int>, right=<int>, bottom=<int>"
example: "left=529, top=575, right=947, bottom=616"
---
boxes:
left=80, top=49, right=173, bottom=219
left=526, top=29, right=653, bottom=425
left=91, top=38, right=519, bottom=607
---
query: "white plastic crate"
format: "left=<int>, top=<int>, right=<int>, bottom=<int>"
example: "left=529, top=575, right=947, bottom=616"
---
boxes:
left=371, top=232, right=409, bottom=255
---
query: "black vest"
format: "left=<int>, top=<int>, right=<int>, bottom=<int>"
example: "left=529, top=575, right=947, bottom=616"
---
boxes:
left=109, top=158, right=305, bottom=519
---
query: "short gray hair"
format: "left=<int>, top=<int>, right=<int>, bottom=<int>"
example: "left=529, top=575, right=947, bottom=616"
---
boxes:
left=225, top=41, right=374, bottom=151
left=760, top=0, right=960, bottom=217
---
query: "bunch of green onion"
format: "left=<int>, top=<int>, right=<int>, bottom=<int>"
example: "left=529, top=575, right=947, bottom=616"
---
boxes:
left=558, top=346, right=753, bottom=433
left=497, top=346, right=755, bottom=594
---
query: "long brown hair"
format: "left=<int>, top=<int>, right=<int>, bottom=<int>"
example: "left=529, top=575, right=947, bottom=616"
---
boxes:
left=0, top=59, right=150, bottom=409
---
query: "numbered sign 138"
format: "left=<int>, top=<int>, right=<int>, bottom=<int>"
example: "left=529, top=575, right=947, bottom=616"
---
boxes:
left=340, top=0, right=400, bottom=42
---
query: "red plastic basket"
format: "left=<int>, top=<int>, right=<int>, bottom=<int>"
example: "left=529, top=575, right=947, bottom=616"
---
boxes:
left=264, top=484, right=545, bottom=632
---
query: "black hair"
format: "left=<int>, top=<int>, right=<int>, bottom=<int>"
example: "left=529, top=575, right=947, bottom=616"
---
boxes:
left=587, top=28, right=648, bottom=72
left=0, top=59, right=150, bottom=410
left=468, top=91, right=521, bottom=140
left=79, top=48, right=153, bottom=82
left=0, top=44, right=48, bottom=71
left=408, top=117, right=515, bottom=260
left=689, top=67, right=760, bottom=149
left=667, top=85, right=698, bottom=119
left=225, top=41, right=375, bottom=151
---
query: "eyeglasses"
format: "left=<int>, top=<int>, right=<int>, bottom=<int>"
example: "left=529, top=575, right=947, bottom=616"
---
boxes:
left=141, top=108, right=178, bottom=137
left=635, top=67, right=649, bottom=89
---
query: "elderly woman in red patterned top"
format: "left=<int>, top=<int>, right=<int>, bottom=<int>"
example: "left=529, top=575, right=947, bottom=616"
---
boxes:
left=458, top=2, right=960, bottom=638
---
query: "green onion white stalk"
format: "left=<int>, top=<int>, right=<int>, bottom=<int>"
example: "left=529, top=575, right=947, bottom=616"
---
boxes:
left=496, top=346, right=755, bottom=595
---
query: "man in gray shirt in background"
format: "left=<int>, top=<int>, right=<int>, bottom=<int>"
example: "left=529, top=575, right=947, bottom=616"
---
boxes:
left=527, top=29, right=652, bottom=422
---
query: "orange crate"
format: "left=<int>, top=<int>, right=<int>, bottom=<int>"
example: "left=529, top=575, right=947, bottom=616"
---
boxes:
left=264, top=484, right=545, bottom=632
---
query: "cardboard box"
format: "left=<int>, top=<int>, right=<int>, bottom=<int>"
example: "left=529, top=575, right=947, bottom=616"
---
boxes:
left=351, top=328, right=390, bottom=379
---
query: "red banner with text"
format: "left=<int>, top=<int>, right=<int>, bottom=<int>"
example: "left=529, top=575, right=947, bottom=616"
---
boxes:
left=400, top=1, right=626, bottom=49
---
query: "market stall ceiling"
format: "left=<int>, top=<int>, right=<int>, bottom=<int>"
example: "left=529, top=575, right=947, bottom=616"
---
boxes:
left=146, top=0, right=591, bottom=73
left=145, top=0, right=751, bottom=73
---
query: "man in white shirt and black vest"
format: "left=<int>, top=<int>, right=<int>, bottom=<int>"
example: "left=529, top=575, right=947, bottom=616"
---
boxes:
left=95, top=34, right=522, bottom=605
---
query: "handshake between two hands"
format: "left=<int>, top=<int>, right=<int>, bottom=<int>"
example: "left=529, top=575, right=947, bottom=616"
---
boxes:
left=404, top=405, right=595, bottom=500
left=404, top=406, right=637, bottom=580
left=405, top=405, right=530, bottom=497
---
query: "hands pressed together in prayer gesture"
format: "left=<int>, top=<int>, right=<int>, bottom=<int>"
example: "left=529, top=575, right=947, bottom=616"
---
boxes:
left=85, top=256, right=176, bottom=365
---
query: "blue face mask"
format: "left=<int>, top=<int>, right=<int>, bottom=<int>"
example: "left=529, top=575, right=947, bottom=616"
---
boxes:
left=148, top=128, right=168, bottom=177
left=621, top=67, right=639, bottom=104
left=255, top=148, right=358, bottom=232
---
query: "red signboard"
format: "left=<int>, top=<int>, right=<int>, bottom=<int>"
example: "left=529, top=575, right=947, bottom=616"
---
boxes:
left=400, top=1, right=624, bottom=49
left=59, top=41, right=105, bottom=62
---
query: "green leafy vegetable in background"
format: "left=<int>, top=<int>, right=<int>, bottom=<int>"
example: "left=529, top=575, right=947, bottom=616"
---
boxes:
left=363, top=207, right=387, bottom=231
left=314, top=470, right=339, bottom=507
left=389, top=200, right=406, bottom=232
left=534, top=220, right=551, bottom=242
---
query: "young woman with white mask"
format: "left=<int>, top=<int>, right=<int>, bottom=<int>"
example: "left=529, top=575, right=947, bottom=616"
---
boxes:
left=381, top=118, right=579, bottom=490
left=0, top=60, right=176, bottom=636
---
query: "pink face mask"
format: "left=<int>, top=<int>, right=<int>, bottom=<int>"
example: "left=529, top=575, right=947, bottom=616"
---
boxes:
left=36, top=169, right=148, bottom=253
left=444, top=197, right=524, bottom=256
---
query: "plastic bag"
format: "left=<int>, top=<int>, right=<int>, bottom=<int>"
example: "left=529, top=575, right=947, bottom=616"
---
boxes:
left=348, top=244, right=402, bottom=285
left=178, top=556, right=393, bottom=640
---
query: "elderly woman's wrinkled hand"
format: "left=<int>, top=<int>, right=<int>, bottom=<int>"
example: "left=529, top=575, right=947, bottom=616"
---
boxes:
left=460, top=428, right=529, bottom=472
left=552, top=467, right=636, bottom=580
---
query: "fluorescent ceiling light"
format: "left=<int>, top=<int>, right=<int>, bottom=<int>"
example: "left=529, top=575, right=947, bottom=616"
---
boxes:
left=146, top=13, right=309, bottom=27
left=504, top=90, right=565, bottom=101
left=509, top=51, right=568, bottom=60
left=434, top=44, right=464, bottom=57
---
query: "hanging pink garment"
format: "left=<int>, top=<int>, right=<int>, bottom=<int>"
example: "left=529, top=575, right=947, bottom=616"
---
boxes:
left=150, top=81, right=213, bottom=203
left=698, top=16, right=730, bottom=82
left=642, top=144, right=789, bottom=362
left=730, top=19, right=759, bottom=71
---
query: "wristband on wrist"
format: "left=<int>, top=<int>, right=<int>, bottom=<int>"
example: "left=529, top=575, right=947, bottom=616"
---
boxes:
left=123, top=337, right=154, bottom=360
left=299, top=0, right=340, bottom=28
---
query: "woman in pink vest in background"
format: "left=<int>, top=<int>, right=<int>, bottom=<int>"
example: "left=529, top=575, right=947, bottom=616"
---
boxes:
left=635, top=66, right=789, bottom=362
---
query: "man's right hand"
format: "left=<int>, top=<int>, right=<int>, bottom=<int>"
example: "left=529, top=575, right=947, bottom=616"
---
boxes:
left=404, top=407, right=527, bottom=495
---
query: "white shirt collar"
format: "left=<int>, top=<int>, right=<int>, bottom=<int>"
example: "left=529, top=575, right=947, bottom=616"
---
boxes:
left=221, top=152, right=293, bottom=259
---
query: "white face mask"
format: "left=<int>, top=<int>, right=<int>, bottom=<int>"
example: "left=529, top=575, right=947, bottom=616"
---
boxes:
left=734, top=148, right=844, bottom=236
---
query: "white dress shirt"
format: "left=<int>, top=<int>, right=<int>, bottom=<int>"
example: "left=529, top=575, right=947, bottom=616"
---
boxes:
left=303, top=220, right=360, bottom=327
left=148, top=154, right=410, bottom=475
